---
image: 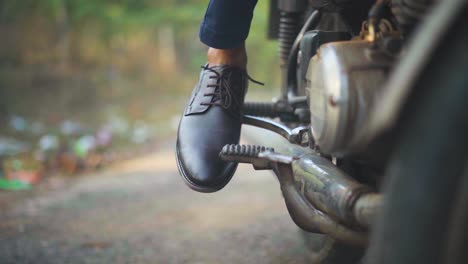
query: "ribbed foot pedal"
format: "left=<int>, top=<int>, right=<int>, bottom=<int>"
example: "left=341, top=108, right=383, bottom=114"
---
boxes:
left=219, top=144, right=274, bottom=170
left=243, top=99, right=309, bottom=122
left=243, top=102, right=277, bottom=118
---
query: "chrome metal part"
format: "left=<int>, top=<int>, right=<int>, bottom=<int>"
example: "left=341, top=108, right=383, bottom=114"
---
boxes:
left=292, top=154, right=376, bottom=227
left=353, top=193, right=382, bottom=228
left=219, top=144, right=275, bottom=170
left=243, top=115, right=310, bottom=146
left=220, top=143, right=382, bottom=245
left=306, top=40, right=393, bottom=156
left=275, top=163, right=368, bottom=246
left=258, top=151, right=295, bottom=165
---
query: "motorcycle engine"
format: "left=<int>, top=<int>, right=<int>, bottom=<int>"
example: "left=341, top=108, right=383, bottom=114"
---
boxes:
left=306, top=40, right=394, bottom=156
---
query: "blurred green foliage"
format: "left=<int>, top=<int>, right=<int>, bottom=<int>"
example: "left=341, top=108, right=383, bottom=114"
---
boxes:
left=0, top=0, right=280, bottom=128
left=0, top=0, right=280, bottom=83
left=1, top=0, right=208, bottom=36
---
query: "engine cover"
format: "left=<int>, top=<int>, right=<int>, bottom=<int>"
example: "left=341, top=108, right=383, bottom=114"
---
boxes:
left=306, top=40, right=393, bottom=156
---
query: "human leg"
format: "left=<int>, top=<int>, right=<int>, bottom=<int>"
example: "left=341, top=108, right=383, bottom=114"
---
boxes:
left=176, top=0, right=258, bottom=192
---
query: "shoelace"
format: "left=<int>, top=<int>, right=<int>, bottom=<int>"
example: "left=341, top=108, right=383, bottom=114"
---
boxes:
left=200, top=65, right=264, bottom=109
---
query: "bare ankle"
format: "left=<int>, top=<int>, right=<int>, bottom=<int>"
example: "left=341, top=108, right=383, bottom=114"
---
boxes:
left=207, top=45, right=247, bottom=69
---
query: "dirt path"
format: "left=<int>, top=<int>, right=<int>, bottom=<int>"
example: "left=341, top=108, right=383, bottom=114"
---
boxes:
left=0, top=139, right=315, bottom=264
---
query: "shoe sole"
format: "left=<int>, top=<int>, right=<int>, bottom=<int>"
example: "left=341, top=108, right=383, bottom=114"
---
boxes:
left=175, top=141, right=237, bottom=193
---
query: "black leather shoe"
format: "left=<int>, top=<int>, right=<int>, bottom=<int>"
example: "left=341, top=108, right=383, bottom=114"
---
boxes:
left=176, top=65, right=249, bottom=192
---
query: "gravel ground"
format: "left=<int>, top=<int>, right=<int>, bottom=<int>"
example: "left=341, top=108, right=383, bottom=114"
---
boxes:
left=0, top=139, right=317, bottom=264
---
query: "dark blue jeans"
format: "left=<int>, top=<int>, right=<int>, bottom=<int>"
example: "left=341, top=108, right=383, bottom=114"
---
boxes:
left=199, top=0, right=258, bottom=49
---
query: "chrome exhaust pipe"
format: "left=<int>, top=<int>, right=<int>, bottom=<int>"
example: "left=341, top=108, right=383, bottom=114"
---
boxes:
left=221, top=142, right=382, bottom=245
left=292, top=154, right=381, bottom=229
left=273, top=159, right=369, bottom=246
left=220, top=117, right=383, bottom=245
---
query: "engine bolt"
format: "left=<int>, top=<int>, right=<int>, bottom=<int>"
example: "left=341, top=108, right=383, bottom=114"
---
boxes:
left=329, top=94, right=343, bottom=107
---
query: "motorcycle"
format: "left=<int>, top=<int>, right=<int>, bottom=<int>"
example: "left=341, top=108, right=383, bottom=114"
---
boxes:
left=219, top=0, right=468, bottom=263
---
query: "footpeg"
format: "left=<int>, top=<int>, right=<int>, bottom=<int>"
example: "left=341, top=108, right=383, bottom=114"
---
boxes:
left=243, top=102, right=279, bottom=118
left=220, top=144, right=274, bottom=170
left=220, top=144, right=375, bottom=245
